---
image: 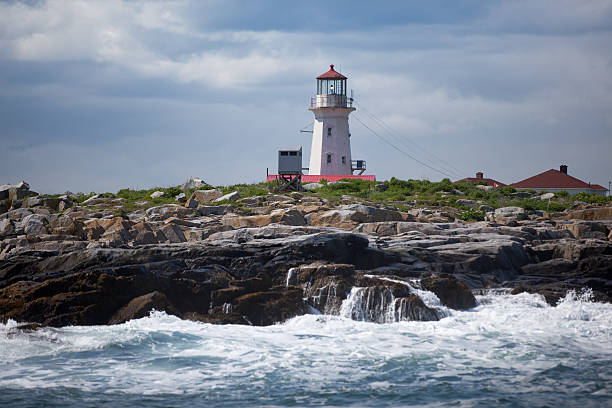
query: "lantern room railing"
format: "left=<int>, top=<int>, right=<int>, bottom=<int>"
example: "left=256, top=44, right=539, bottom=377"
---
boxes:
left=310, top=94, right=353, bottom=108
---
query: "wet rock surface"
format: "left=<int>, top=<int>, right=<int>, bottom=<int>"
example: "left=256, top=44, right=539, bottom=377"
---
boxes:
left=0, top=185, right=610, bottom=327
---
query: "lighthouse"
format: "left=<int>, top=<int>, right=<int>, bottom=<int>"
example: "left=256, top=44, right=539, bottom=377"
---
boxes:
left=267, top=64, right=373, bottom=188
left=308, top=64, right=359, bottom=176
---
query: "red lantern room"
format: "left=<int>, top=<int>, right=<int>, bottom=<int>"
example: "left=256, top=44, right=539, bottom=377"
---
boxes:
left=316, top=64, right=347, bottom=95
left=312, top=64, right=350, bottom=109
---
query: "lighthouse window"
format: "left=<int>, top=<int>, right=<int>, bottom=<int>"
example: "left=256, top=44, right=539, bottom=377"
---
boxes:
left=289, top=151, right=297, bottom=156
left=342, top=156, right=346, bottom=165
left=280, top=151, right=288, bottom=156
left=327, top=127, right=332, bottom=137
left=327, top=154, right=332, bottom=164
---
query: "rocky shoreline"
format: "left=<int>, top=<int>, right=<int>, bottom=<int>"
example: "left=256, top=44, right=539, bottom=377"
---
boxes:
left=1, top=181, right=611, bottom=327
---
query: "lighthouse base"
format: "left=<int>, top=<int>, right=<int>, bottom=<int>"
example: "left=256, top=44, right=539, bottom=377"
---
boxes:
left=266, top=174, right=375, bottom=183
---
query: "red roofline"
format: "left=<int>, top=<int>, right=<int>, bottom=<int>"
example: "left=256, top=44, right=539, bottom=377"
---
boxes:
left=510, top=169, right=607, bottom=190
left=316, top=64, right=347, bottom=80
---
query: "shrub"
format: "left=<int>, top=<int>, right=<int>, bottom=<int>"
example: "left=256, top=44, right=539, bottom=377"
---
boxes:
left=458, top=208, right=484, bottom=222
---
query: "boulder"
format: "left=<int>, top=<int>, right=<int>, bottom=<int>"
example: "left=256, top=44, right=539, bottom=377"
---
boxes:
left=237, top=196, right=267, bottom=206
left=23, top=196, right=43, bottom=208
left=560, top=221, right=609, bottom=240
left=0, top=199, right=10, bottom=214
left=48, top=215, right=84, bottom=237
left=0, top=185, right=11, bottom=200
left=308, top=204, right=402, bottom=229
left=421, top=274, right=476, bottom=310
left=129, top=221, right=158, bottom=245
left=538, top=192, right=555, bottom=200
left=180, top=177, right=207, bottom=190
left=231, top=287, right=308, bottom=326
left=192, top=189, right=223, bottom=203
left=456, top=199, right=478, bottom=208
left=150, top=191, right=164, bottom=199
left=20, top=213, right=48, bottom=235
left=82, top=194, right=100, bottom=205
left=222, top=208, right=307, bottom=228
left=145, top=204, right=195, bottom=222
left=563, top=206, right=612, bottom=221
left=198, top=205, right=231, bottom=216
left=0, top=218, right=15, bottom=237
left=9, top=188, right=35, bottom=202
left=109, top=291, right=178, bottom=324
left=57, top=198, right=72, bottom=212
left=175, top=193, right=186, bottom=202
left=495, top=206, right=525, bottom=216
left=160, top=223, right=186, bottom=243
left=478, top=205, right=495, bottom=213
left=213, top=191, right=240, bottom=203
left=303, top=183, right=324, bottom=191
left=2, top=208, right=33, bottom=221
left=1, top=181, right=33, bottom=202
left=184, top=197, right=199, bottom=209
left=487, top=206, right=528, bottom=224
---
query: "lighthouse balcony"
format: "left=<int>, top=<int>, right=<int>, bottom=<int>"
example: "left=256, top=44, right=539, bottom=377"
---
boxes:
left=310, top=94, right=353, bottom=108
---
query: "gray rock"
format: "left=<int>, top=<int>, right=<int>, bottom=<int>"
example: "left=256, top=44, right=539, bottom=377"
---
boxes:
left=20, top=214, right=48, bottom=235
left=495, top=206, right=524, bottom=216
left=0, top=219, right=15, bottom=237
left=150, top=191, right=165, bottom=199
left=0, top=186, right=11, bottom=200
left=213, top=191, right=240, bottom=203
left=23, top=196, right=43, bottom=208
left=192, top=189, right=223, bottom=203
left=145, top=204, right=195, bottom=222
left=160, top=223, right=186, bottom=243
left=198, top=205, right=231, bottom=216
left=82, top=194, right=100, bottom=204
left=174, top=193, right=187, bottom=202
left=180, top=177, right=207, bottom=190
left=456, top=199, right=478, bottom=208
left=538, top=192, right=555, bottom=200
left=478, top=205, right=495, bottom=213
left=184, top=197, right=198, bottom=209
left=303, top=183, right=324, bottom=191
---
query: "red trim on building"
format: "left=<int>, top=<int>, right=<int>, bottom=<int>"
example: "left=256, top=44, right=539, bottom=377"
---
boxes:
left=266, top=175, right=375, bottom=183
left=510, top=169, right=607, bottom=191
left=316, top=64, right=347, bottom=80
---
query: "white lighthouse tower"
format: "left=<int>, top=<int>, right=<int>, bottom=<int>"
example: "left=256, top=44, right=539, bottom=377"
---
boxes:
left=308, top=64, right=359, bottom=175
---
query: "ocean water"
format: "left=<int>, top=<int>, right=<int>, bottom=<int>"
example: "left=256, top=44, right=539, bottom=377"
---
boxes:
left=0, top=290, right=610, bottom=407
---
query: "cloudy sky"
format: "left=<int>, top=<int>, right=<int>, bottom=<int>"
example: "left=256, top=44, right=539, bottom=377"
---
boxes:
left=1, top=0, right=611, bottom=193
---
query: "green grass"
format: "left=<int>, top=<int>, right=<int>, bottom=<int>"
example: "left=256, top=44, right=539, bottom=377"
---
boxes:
left=48, top=178, right=610, bottom=217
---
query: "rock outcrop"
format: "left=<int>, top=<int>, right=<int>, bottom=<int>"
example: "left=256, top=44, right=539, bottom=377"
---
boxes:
left=1, top=181, right=610, bottom=328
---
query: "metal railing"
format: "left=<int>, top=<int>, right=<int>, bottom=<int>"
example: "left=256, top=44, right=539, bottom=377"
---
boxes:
left=351, top=160, right=366, bottom=170
left=310, top=94, right=352, bottom=108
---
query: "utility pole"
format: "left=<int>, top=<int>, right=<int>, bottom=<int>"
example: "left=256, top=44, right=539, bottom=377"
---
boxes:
left=609, top=181, right=611, bottom=197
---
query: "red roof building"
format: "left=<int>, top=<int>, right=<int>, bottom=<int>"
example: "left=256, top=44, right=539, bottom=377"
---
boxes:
left=454, top=172, right=506, bottom=187
left=510, top=165, right=608, bottom=196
